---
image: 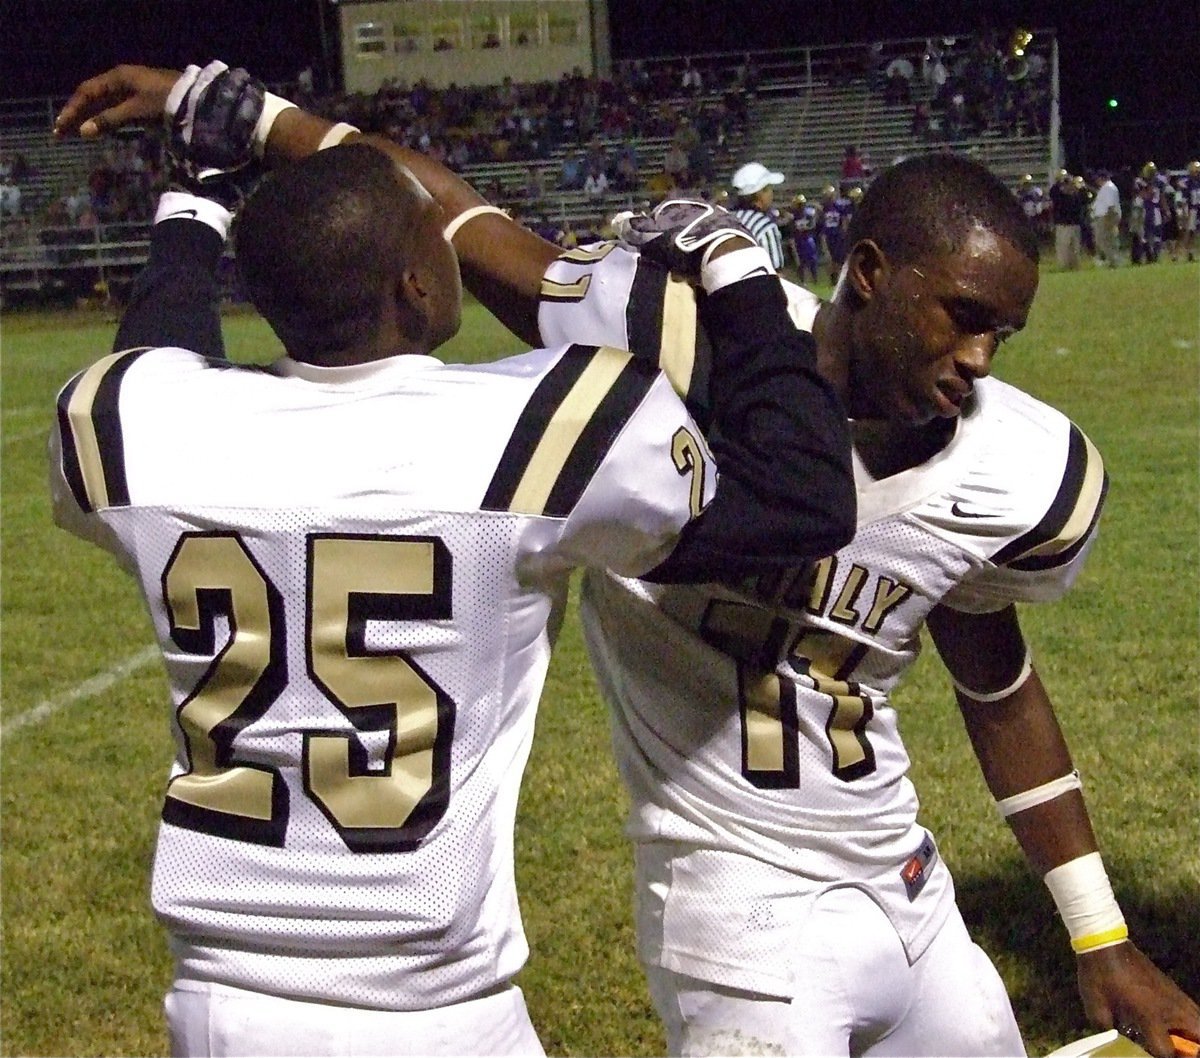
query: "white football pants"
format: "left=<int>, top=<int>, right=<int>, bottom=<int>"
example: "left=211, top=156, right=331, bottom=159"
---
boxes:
left=643, top=886, right=1025, bottom=1057
left=165, top=978, right=546, bottom=1057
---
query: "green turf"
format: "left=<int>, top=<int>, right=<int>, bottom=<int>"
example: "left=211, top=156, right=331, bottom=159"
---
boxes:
left=2, top=264, right=1198, bottom=1056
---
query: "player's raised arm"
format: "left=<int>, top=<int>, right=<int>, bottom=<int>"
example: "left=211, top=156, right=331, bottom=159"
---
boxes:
left=55, top=62, right=558, bottom=347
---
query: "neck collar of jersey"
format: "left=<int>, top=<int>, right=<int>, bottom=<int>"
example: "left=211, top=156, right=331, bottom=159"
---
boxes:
left=274, top=354, right=441, bottom=384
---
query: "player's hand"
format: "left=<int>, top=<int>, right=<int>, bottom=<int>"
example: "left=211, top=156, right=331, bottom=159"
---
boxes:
left=54, top=64, right=180, bottom=139
left=1077, top=942, right=1200, bottom=1058
left=612, top=199, right=756, bottom=277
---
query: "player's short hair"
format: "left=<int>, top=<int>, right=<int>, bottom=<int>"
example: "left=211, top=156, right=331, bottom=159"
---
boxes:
left=848, top=153, right=1039, bottom=266
left=234, top=143, right=420, bottom=362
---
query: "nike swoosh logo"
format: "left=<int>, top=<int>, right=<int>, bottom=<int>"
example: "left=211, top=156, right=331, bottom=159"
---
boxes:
left=951, top=502, right=996, bottom=519
left=164, top=209, right=198, bottom=220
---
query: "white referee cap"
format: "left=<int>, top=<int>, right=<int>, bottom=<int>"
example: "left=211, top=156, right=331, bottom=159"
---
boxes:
left=732, top=162, right=785, bottom=195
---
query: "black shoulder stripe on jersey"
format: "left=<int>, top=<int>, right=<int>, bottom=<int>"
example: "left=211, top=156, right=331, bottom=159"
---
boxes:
left=54, top=374, right=90, bottom=513
left=626, top=260, right=711, bottom=417
left=482, top=344, right=657, bottom=518
left=993, top=424, right=1107, bottom=569
left=56, top=349, right=149, bottom=512
left=1009, top=471, right=1108, bottom=571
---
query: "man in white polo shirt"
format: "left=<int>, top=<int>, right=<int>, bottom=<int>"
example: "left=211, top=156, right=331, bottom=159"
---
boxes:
left=1090, top=169, right=1122, bottom=266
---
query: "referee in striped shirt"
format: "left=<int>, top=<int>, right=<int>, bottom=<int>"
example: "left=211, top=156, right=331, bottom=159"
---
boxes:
left=731, top=161, right=787, bottom=270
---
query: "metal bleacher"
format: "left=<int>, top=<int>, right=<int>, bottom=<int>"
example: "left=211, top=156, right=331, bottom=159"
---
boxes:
left=1, top=32, right=1057, bottom=302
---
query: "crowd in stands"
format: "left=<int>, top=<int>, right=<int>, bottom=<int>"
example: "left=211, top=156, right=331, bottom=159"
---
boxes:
left=867, top=30, right=1052, bottom=144
left=7, top=34, right=1190, bottom=292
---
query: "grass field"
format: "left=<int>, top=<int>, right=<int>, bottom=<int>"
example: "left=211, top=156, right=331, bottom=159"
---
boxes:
left=2, top=260, right=1198, bottom=1057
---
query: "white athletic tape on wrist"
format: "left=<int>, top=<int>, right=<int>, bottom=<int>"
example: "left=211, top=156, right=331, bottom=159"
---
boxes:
left=163, top=65, right=203, bottom=125
left=701, top=244, right=774, bottom=292
left=155, top=191, right=232, bottom=240
left=995, top=770, right=1082, bottom=818
left=1043, top=852, right=1128, bottom=954
left=317, top=122, right=360, bottom=151
left=950, top=651, right=1032, bottom=702
left=443, top=204, right=508, bottom=242
left=254, top=92, right=300, bottom=156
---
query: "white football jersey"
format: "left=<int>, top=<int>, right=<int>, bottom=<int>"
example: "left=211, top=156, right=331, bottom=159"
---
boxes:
left=49, top=341, right=716, bottom=1010
left=538, top=243, right=1107, bottom=997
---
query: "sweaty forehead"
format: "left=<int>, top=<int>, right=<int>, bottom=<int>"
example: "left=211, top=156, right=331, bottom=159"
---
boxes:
left=919, top=227, right=1038, bottom=307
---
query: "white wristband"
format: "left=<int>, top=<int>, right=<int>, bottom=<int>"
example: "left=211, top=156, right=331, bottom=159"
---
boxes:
left=700, top=244, right=774, bottom=293
left=155, top=191, right=232, bottom=241
left=443, top=204, right=508, bottom=242
left=995, top=770, right=1082, bottom=818
left=254, top=92, right=300, bottom=156
left=317, top=122, right=361, bottom=151
left=950, top=650, right=1032, bottom=702
left=1043, top=852, right=1128, bottom=954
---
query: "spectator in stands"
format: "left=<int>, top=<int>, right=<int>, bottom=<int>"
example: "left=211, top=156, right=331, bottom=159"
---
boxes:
left=583, top=163, right=609, bottom=199
left=1048, top=168, right=1084, bottom=270
left=662, top=141, right=689, bottom=191
left=612, top=144, right=641, bottom=192
left=911, top=101, right=934, bottom=141
left=1089, top=169, right=1121, bottom=267
left=0, top=170, right=21, bottom=218
left=883, top=56, right=914, bottom=104
left=944, top=92, right=968, bottom=139
left=584, top=137, right=609, bottom=180
left=522, top=165, right=545, bottom=206
left=840, top=145, right=865, bottom=183
left=730, top=161, right=787, bottom=270
left=557, top=150, right=584, bottom=191
left=681, top=58, right=704, bottom=94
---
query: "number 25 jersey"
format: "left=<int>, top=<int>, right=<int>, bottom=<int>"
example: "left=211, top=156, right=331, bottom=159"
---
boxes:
left=49, top=341, right=715, bottom=1010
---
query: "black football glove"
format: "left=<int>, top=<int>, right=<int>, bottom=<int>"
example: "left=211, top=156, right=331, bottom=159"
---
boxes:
left=164, top=61, right=266, bottom=211
left=612, top=199, right=757, bottom=276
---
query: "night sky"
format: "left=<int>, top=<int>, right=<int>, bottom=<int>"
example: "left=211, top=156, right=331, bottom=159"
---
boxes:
left=3, top=0, right=1196, bottom=164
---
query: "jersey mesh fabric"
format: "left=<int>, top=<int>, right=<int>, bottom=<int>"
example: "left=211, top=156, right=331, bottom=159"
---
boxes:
left=50, top=343, right=711, bottom=1010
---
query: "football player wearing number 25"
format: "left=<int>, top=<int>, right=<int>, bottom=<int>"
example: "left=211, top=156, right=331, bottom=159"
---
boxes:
left=48, top=63, right=854, bottom=1057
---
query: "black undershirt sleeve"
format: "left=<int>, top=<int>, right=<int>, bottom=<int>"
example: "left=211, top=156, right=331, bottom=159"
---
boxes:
left=644, top=275, right=856, bottom=583
left=112, top=219, right=227, bottom=358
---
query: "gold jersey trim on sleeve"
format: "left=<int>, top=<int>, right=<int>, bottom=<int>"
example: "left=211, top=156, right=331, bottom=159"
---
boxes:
left=482, top=344, right=658, bottom=518
left=55, top=348, right=150, bottom=513
left=994, top=424, right=1108, bottom=571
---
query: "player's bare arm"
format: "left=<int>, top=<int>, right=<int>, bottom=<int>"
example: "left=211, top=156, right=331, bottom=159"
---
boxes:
left=928, top=604, right=1200, bottom=1058
left=55, top=62, right=558, bottom=346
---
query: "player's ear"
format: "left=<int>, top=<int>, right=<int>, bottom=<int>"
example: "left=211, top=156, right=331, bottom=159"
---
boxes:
left=394, top=267, right=434, bottom=348
left=844, top=239, right=888, bottom=303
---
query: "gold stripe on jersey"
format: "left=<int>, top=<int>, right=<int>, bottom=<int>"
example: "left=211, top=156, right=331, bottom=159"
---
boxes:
left=658, top=273, right=700, bottom=399
left=57, top=348, right=147, bottom=512
left=994, top=425, right=1107, bottom=571
left=483, top=344, right=657, bottom=518
left=510, top=349, right=629, bottom=513
left=558, top=243, right=617, bottom=264
left=540, top=274, right=592, bottom=302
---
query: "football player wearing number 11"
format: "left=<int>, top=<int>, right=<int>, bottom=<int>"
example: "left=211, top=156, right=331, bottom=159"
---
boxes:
left=48, top=64, right=853, bottom=1057
left=552, top=161, right=1200, bottom=1058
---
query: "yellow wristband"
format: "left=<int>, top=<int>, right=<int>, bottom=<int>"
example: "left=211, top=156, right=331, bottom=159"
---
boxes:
left=1071, top=924, right=1130, bottom=954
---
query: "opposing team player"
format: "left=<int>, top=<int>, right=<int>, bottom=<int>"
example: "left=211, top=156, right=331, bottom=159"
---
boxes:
left=50, top=65, right=853, bottom=1056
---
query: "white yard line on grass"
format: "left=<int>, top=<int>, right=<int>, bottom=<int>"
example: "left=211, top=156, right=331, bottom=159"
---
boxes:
left=0, top=645, right=159, bottom=741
